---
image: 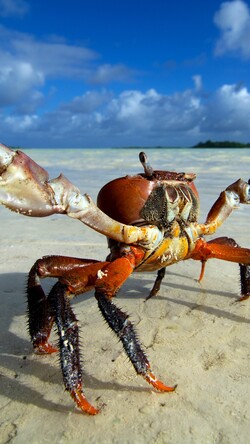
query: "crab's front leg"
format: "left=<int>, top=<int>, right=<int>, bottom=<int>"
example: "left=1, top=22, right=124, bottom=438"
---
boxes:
left=94, top=248, right=176, bottom=393
left=28, top=250, right=175, bottom=414
left=48, top=281, right=101, bottom=415
left=0, top=144, right=159, bottom=247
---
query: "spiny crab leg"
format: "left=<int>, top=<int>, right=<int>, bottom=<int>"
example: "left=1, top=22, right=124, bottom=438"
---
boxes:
left=0, top=144, right=160, bottom=248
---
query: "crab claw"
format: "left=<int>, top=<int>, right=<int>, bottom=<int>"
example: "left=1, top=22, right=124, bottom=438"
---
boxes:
left=0, top=143, right=160, bottom=247
left=0, top=143, right=80, bottom=216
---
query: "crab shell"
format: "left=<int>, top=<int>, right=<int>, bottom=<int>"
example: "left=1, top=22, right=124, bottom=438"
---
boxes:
left=97, top=170, right=199, bottom=226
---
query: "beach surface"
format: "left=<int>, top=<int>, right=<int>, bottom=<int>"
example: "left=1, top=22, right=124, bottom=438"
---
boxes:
left=0, top=148, right=250, bottom=444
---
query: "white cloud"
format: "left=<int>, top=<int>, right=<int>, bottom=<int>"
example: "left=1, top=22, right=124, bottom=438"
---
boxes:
left=214, top=0, right=250, bottom=58
left=2, top=80, right=249, bottom=148
left=5, top=113, right=38, bottom=130
left=0, top=0, right=29, bottom=17
left=0, top=59, right=44, bottom=108
left=0, top=26, right=98, bottom=79
left=0, top=25, right=137, bottom=114
left=99, top=87, right=202, bottom=140
left=0, top=18, right=249, bottom=147
left=0, top=84, right=203, bottom=146
left=201, top=83, right=250, bottom=132
left=0, top=25, right=95, bottom=112
left=192, top=75, right=202, bottom=91
left=61, top=90, right=113, bottom=113
left=0, top=26, right=136, bottom=82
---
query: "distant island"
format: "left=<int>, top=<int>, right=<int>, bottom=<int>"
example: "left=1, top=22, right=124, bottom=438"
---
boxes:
left=193, top=140, right=250, bottom=148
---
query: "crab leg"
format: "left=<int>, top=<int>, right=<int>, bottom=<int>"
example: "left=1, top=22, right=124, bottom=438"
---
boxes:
left=197, top=236, right=242, bottom=281
left=48, top=281, right=99, bottom=415
left=192, top=237, right=250, bottom=301
left=27, top=255, right=112, bottom=414
left=191, top=238, right=250, bottom=264
left=0, top=144, right=160, bottom=247
left=27, top=255, right=106, bottom=353
left=27, top=252, right=175, bottom=413
left=146, top=267, right=166, bottom=300
left=28, top=261, right=57, bottom=355
left=95, top=255, right=176, bottom=392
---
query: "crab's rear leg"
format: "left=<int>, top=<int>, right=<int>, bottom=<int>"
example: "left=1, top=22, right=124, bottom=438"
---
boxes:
left=191, top=237, right=250, bottom=301
left=191, top=179, right=250, bottom=300
left=146, top=267, right=166, bottom=300
left=197, top=237, right=242, bottom=282
left=94, top=252, right=176, bottom=393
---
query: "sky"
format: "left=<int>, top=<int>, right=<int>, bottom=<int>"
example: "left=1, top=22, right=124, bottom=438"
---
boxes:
left=0, top=0, right=250, bottom=148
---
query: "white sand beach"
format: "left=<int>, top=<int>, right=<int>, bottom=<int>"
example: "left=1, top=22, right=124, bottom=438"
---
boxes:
left=0, top=148, right=250, bottom=444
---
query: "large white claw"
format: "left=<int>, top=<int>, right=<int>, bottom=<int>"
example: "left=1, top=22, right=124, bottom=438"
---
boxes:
left=0, top=143, right=161, bottom=247
left=0, top=143, right=80, bottom=216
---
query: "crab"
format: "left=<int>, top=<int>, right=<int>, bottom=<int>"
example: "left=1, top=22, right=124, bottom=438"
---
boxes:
left=0, top=143, right=250, bottom=415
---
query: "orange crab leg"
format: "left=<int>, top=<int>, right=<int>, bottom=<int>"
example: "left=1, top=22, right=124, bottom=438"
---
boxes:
left=197, top=237, right=243, bottom=282
left=95, top=250, right=176, bottom=393
left=198, top=260, right=206, bottom=283
left=28, top=258, right=113, bottom=415
left=70, top=385, right=99, bottom=415
left=192, top=237, right=250, bottom=301
left=46, top=280, right=103, bottom=415
left=27, top=255, right=109, bottom=353
left=191, top=238, right=250, bottom=265
left=144, top=366, right=176, bottom=392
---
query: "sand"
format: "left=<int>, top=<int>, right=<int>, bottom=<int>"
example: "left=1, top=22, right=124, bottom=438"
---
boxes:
left=0, top=148, right=249, bottom=444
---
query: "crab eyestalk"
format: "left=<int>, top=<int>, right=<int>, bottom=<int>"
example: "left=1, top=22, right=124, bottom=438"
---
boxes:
left=139, top=152, right=154, bottom=178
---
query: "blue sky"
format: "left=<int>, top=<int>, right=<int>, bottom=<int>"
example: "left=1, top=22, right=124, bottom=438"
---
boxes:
left=0, top=0, right=250, bottom=148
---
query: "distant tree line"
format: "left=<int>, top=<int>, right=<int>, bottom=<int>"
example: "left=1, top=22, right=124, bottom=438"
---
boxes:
left=193, top=140, right=250, bottom=148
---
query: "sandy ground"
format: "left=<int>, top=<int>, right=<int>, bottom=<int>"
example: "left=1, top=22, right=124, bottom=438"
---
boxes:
left=0, top=148, right=250, bottom=444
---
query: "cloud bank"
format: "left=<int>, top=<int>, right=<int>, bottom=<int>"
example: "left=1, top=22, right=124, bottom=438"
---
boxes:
left=0, top=1, right=250, bottom=147
left=2, top=80, right=250, bottom=148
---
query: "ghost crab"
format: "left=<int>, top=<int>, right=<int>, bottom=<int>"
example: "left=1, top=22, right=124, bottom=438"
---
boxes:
left=0, top=143, right=250, bottom=415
